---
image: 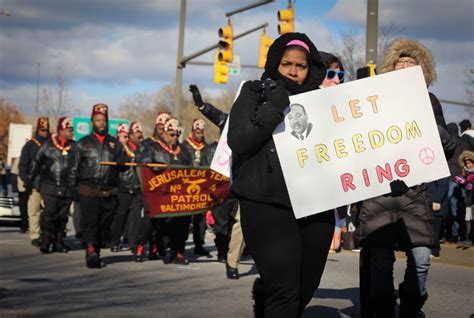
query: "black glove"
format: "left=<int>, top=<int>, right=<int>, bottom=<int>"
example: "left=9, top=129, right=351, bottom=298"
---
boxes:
left=389, top=180, right=409, bottom=197
left=189, top=84, right=204, bottom=108
left=261, top=79, right=290, bottom=112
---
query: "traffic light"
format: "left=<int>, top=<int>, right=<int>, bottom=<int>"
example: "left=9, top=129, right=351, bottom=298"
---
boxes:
left=356, top=64, right=377, bottom=79
left=258, top=31, right=274, bottom=68
left=214, top=51, right=228, bottom=84
left=218, top=20, right=233, bottom=63
left=278, top=1, right=294, bottom=34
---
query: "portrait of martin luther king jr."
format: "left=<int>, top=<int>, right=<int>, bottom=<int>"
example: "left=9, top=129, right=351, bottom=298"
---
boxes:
left=288, top=103, right=312, bottom=141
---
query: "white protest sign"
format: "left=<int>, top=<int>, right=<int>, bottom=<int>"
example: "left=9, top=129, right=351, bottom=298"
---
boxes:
left=7, top=123, right=33, bottom=165
left=273, top=66, right=450, bottom=219
left=210, top=81, right=245, bottom=177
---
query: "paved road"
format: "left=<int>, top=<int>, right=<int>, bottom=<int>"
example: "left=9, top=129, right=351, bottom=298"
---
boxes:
left=0, top=226, right=473, bottom=317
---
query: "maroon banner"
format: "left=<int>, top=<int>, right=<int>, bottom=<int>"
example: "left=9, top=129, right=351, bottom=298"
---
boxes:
left=139, top=166, right=231, bottom=218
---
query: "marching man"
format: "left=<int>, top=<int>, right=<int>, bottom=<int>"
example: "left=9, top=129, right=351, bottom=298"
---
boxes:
left=29, top=117, right=74, bottom=253
left=68, top=104, right=126, bottom=268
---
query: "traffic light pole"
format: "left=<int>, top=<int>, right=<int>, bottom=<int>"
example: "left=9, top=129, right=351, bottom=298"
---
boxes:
left=365, top=0, right=378, bottom=64
left=187, top=61, right=260, bottom=69
left=225, top=0, right=274, bottom=17
left=174, top=0, right=187, bottom=118
left=180, top=23, right=269, bottom=66
left=173, top=0, right=274, bottom=118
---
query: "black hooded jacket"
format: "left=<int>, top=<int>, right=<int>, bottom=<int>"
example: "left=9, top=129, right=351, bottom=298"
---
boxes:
left=227, top=33, right=325, bottom=207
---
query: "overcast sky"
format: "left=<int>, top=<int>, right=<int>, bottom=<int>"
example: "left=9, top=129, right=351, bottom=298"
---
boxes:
left=0, top=0, right=473, bottom=122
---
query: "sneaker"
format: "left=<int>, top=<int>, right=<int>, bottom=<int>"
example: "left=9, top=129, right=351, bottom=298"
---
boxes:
left=430, top=254, right=440, bottom=260
left=148, top=244, right=159, bottom=260
left=173, top=252, right=190, bottom=265
left=31, top=239, right=41, bottom=247
left=134, top=245, right=145, bottom=262
left=86, top=245, right=101, bottom=269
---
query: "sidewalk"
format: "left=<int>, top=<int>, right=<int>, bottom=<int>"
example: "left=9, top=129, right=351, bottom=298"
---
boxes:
left=394, top=242, right=474, bottom=268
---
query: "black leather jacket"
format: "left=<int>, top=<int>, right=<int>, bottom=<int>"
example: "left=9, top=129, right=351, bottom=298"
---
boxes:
left=29, top=136, right=74, bottom=196
left=142, top=136, right=191, bottom=166
left=19, top=133, right=48, bottom=187
left=181, top=136, right=214, bottom=167
left=68, top=133, right=125, bottom=190
left=118, top=142, right=143, bottom=193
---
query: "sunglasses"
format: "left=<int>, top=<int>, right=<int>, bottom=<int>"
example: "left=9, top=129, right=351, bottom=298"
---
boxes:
left=169, top=133, right=180, bottom=138
left=325, top=69, right=344, bottom=81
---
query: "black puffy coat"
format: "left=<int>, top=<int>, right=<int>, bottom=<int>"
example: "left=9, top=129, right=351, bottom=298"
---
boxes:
left=353, top=38, right=455, bottom=250
left=68, top=133, right=125, bottom=190
left=29, top=136, right=74, bottom=196
left=228, top=32, right=326, bottom=207
left=354, top=186, right=435, bottom=249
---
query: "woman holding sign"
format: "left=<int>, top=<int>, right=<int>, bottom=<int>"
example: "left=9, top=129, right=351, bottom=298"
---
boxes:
left=227, top=33, right=335, bottom=317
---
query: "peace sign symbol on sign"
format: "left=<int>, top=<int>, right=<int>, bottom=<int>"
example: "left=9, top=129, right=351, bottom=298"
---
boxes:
left=419, top=147, right=435, bottom=165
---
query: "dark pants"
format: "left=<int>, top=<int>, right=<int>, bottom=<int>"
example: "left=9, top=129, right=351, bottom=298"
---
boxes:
left=125, top=193, right=146, bottom=250
left=431, top=215, right=444, bottom=256
left=79, top=195, right=117, bottom=250
left=192, top=212, right=206, bottom=247
left=168, top=215, right=191, bottom=254
left=18, top=191, right=29, bottom=231
left=240, top=199, right=334, bottom=318
left=110, top=191, right=142, bottom=247
left=40, top=194, right=71, bottom=235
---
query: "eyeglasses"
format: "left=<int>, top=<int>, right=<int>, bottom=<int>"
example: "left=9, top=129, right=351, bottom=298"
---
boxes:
left=39, top=129, right=48, bottom=132
left=395, top=58, right=417, bottom=67
left=325, top=69, right=344, bottom=81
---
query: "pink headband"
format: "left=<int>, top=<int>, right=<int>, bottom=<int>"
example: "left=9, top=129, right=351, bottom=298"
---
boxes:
left=286, top=39, right=310, bottom=53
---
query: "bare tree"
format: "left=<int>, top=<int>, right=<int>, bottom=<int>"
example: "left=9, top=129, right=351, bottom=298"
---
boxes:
left=41, top=65, right=70, bottom=123
left=378, top=21, right=405, bottom=65
left=334, top=28, right=365, bottom=81
left=119, top=84, right=238, bottom=142
left=333, top=22, right=404, bottom=81
left=0, top=98, right=25, bottom=159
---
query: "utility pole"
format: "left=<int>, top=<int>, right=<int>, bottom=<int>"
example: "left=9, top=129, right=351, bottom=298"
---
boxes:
left=35, top=62, right=40, bottom=115
left=174, top=0, right=186, bottom=118
left=365, top=0, right=378, bottom=64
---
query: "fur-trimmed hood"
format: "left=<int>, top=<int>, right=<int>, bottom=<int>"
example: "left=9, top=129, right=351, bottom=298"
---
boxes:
left=459, top=150, right=474, bottom=168
left=380, top=38, right=436, bottom=86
